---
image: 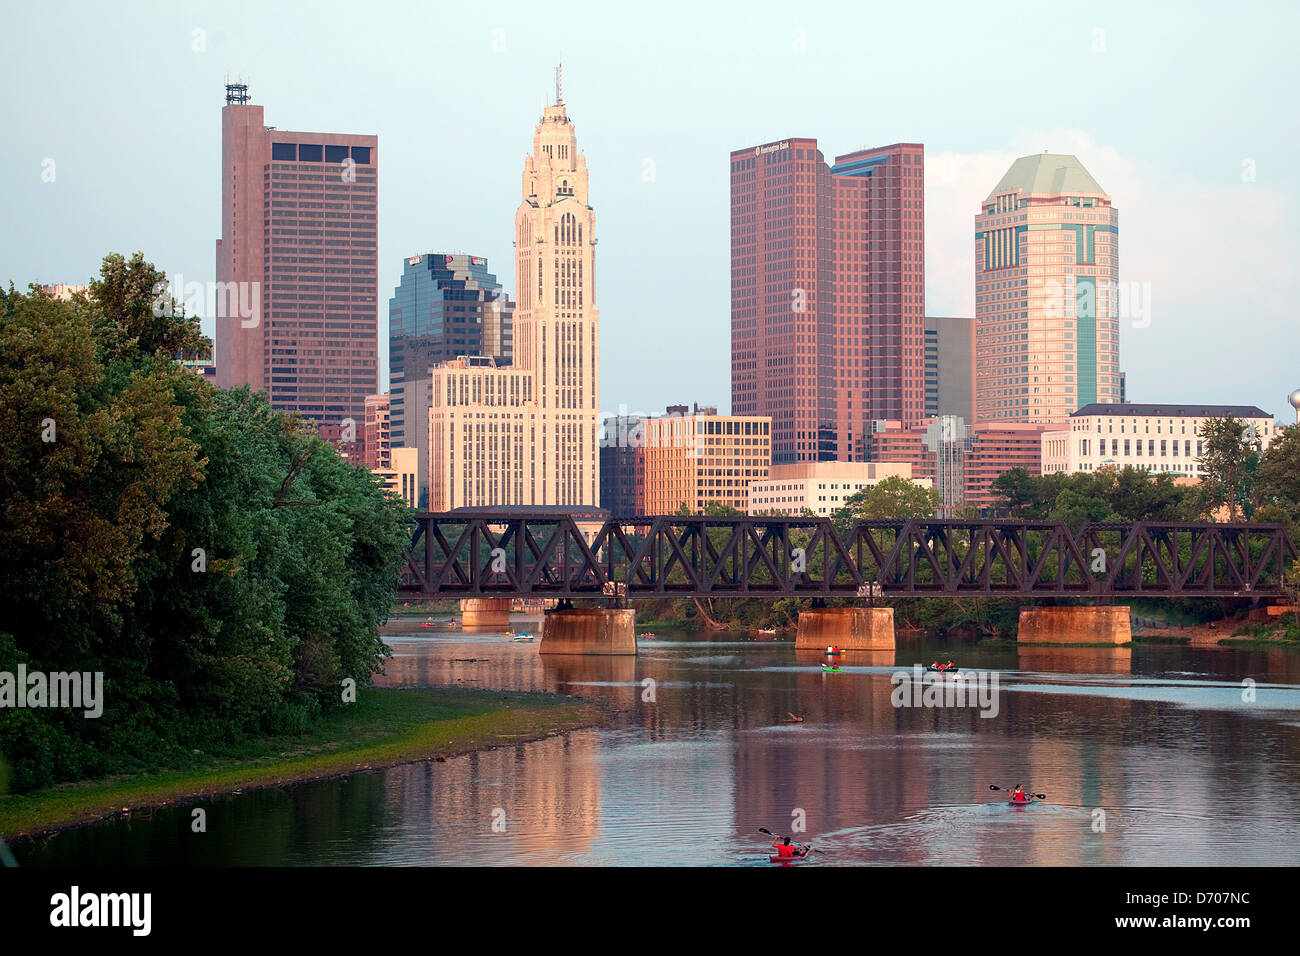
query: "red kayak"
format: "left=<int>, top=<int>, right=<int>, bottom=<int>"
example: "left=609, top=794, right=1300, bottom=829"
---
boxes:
left=769, top=852, right=811, bottom=863
left=1009, top=799, right=1034, bottom=806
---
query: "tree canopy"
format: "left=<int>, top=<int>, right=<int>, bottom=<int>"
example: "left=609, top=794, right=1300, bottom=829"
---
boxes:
left=0, top=255, right=409, bottom=792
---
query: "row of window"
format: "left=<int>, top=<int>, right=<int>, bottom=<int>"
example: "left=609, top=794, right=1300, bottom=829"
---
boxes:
left=272, top=143, right=372, bottom=164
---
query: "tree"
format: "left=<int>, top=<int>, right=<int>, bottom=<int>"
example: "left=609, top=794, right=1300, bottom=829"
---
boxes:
left=0, top=255, right=409, bottom=792
left=845, top=474, right=941, bottom=520
left=1255, top=423, right=1300, bottom=532
left=992, top=468, right=1065, bottom=519
left=1197, top=416, right=1261, bottom=521
left=90, top=252, right=208, bottom=359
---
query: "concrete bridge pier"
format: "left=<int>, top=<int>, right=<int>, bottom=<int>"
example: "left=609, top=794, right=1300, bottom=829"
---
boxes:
left=1018, top=605, right=1132, bottom=644
left=460, top=598, right=512, bottom=629
left=540, top=604, right=637, bottom=655
left=795, top=605, right=895, bottom=650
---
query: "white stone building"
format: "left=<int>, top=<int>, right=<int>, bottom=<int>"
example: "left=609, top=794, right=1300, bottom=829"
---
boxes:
left=1040, top=403, right=1276, bottom=477
left=747, top=461, right=931, bottom=517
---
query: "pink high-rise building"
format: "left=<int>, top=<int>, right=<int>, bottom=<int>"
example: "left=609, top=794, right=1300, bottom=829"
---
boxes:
left=215, top=81, right=378, bottom=428
left=975, top=153, right=1119, bottom=422
left=731, top=139, right=925, bottom=464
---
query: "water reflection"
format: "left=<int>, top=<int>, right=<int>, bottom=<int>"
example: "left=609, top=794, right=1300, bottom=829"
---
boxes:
left=14, top=622, right=1300, bottom=866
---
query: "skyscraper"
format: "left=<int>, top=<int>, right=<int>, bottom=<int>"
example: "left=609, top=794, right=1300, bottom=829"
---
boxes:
left=427, top=72, right=599, bottom=509
left=215, top=81, right=378, bottom=429
left=731, top=138, right=925, bottom=464
left=975, top=153, right=1119, bottom=423
left=388, top=253, right=512, bottom=504
left=924, top=315, right=975, bottom=423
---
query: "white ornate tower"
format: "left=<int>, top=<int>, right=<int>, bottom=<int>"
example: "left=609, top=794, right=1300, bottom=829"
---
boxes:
left=427, top=70, right=600, bottom=509
left=514, top=67, right=600, bottom=506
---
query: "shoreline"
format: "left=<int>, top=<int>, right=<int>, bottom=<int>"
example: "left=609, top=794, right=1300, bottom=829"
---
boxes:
left=0, top=686, right=608, bottom=843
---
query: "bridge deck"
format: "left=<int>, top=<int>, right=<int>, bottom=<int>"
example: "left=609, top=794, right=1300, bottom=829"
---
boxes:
left=397, top=515, right=1297, bottom=600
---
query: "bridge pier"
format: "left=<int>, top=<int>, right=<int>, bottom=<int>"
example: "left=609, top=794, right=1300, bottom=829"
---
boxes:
left=540, top=606, right=637, bottom=655
left=460, top=598, right=512, bottom=629
left=1018, top=605, right=1131, bottom=644
left=795, top=606, right=895, bottom=650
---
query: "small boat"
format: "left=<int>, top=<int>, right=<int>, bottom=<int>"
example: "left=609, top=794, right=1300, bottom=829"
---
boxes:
left=638, top=632, right=656, bottom=638
left=757, top=628, right=777, bottom=635
left=1008, top=799, right=1035, bottom=807
left=512, top=632, right=535, bottom=642
left=769, top=851, right=811, bottom=863
left=822, top=665, right=841, bottom=673
left=925, top=664, right=958, bottom=673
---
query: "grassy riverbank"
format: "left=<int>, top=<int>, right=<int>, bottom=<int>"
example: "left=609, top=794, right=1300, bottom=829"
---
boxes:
left=0, top=687, right=606, bottom=841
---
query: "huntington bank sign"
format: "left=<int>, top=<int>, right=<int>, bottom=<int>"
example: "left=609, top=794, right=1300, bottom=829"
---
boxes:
left=755, top=141, right=790, bottom=157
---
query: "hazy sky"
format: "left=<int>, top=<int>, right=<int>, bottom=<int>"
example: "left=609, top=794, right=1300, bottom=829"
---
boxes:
left=4, top=0, right=1297, bottom=420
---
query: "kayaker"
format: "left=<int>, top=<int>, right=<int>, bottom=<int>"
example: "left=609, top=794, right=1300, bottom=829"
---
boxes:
left=771, top=836, right=804, bottom=859
left=1010, top=784, right=1027, bottom=803
left=945, top=660, right=956, bottom=670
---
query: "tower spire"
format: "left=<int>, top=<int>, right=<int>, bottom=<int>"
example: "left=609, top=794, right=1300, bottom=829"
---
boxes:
left=554, top=62, right=564, bottom=107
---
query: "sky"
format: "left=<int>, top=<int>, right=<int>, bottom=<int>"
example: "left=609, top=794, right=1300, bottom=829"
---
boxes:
left=3, top=0, right=1298, bottom=421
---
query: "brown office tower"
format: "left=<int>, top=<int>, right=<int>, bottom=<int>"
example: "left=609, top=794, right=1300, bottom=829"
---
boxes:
left=215, top=81, right=378, bottom=429
left=731, top=139, right=924, bottom=464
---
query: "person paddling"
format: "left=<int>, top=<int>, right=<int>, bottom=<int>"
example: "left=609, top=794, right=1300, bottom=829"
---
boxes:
left=1010, top=784, right=1029, bottom=804
left=771, top=835, right=807, bottom=859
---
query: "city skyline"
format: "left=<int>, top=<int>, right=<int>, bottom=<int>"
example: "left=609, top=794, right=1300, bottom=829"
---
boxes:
left=4, top=1, right=1297, bottom=420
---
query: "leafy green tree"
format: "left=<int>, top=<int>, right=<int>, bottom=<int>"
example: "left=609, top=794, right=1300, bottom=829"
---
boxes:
left=90, top=251, right=207, bottom=359
left=1255, top=423, right=1300, bottom=532
left=1197, top=416, right=1261, bottom=521
left=0, top=255, right=409, bottom=792
left=844, top=474, right=941, bottom=520
left=992, top=468, right=1066, bottom=519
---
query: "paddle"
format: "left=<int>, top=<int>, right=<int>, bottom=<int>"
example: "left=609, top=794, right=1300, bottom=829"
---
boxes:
left=989, top=784, right=1047, bottom=800
left=759, top=827, right=815, bottom=857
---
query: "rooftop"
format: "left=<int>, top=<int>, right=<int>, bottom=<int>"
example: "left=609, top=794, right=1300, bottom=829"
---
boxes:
left=1073, top=403, right=1272, bottom=419
left=987, top=153, right=1106, bottom=201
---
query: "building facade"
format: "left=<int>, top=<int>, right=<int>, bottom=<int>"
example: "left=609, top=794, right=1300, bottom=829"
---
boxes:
left=865, top=418, right=1055, bottom=512
left=975, top=154, right=1119, bottom=423
left=599, top=413, right=648, bottom=518
left=924, top=316, right=975, bottom=423
left=428, top=78, right=599, bottom=510
left=642, top=406, right=772, bottom=514
left=731, top=138, right=925, bottom=464
left=389, top=253, right=512, bottom=504
left=373, top=446, right=418, bottom=508
left=214, top=82, right=378, bottom=429
left=363, top=392, right=391, bottom=471
left=1040, top=403, right=1276, bottom=477
left=41, top=284, right=89, bottom=300
left=748, top=461, right=929, bottom=517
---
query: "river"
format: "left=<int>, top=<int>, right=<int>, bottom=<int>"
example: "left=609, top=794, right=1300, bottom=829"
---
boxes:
left=14, top=622, right=1300, bottom=866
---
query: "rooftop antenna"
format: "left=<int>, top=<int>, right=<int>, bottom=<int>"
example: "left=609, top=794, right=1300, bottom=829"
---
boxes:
left=555, top=60, right=564, bottom=106
left=225, top=72, right=250, bottom=105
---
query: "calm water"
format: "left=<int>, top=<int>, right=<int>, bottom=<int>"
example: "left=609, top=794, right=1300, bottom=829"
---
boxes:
left=15, top=622, right=1300, bottom=866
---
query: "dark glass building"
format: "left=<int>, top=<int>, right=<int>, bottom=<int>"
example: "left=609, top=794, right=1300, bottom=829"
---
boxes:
left=388, top=253, right=513, bottom=505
